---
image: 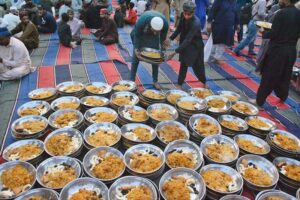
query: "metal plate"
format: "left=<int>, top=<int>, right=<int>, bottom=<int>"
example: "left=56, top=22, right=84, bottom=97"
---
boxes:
left=15, top=188, right=59, bottom=200
left=28, top=88, right=57, bottom=100
left=51, top=96, right=81, bottom=111
left=17, top=101, right=51, bottom=117
left=234, top=134, right=270, bottom=155
left=48, top=109, right=84, bottom=129
left=11, top=115, right=48, bottom=136
left=85, top=82, right=112, bottom=95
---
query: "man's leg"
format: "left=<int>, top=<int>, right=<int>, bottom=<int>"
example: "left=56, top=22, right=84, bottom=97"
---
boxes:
left=237, top=22, right=244, bottom=42
left=214, top=44, right=225, bottom=60
left=130, top=53, right=139, bottom=81
left=234, top=20, right=256, bottom=55
left=192, top=58, right=206, bottom=85
left=178, top=64, right=188, bottom=85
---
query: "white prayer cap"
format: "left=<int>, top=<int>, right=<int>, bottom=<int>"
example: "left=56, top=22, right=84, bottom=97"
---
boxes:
left=10, top=6, right=18, bottom=11
left=150, top=16, right=163, bottom=31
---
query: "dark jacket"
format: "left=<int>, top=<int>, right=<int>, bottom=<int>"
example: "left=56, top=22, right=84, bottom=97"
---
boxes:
left=58, top=21, right=72, bottom=47
left=21, top=3, right=39, bottom=25
left=84, top=5, right=104, bottom=29
left=38, top=11, right=57, bottom=33
left=40, top=0, right=54, bottom=13
left=170, top=15, right=204, bottom=66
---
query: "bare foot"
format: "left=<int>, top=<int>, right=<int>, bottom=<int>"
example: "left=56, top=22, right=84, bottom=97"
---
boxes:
left=153, top=82, right=162, bottom=90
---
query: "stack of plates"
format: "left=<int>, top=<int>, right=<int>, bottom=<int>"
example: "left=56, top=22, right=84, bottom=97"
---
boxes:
left=15, top=188, right=59, bottom=200
left=188, top=88, right=214, bottom=99
left=139, top=47, right=165, bottom=64
left=147, top=103, right=179, bottom=126
left=175, top=96, right=207, bottom=124
left=199, top=164, right=243, bottom=200
left=80, top=96, right=110, bottom=111
left=297, top=188, right=300, bottom=199
left=273, top=157, right=300, bottom=194
left=110, top=91, right=139, bottom=111
left=124, top=144, right=165, bottom=180
left=245, top=116, right=276, bottom=139
left=28, top=88, right=58, bottom=102
left=11, top=115, right=49, bottom=139
left=138, top=89, right=166, bottom=108
left=57, top=81, right=85, bottom=98
left=188, top=114, right=222, bottom=143
left=216, top=90, right=241, bottom=103
left=17, top=101, right=51, bottom=117
left=111, top=80, right=137, bottom=93
left=231, top=101, right=259, bottom=119
left=51, top=96, right=81, bottom=111
left=85, top=82, right=112, bottom=97
left=84, top=107, right=118, bottom=126
left=48, top=109, right=84, bottom=131
left=234, top=134, right=270, bottom=157
left=165, top=89, right=189, bottom=105
left=205, top=95, right=231, bottom=119
left=220, top=195, right=250, bottom=200
left=266, top=130, right=300, bottom=159
left=118, top=105, right=149, bottom=126
left=218, top=115, right=248, bottom=137
left=3, top=139, right=45, bottom=165
left=236, top=155, right=279, bottom=192
left=255, top=189, right=298, bottom=200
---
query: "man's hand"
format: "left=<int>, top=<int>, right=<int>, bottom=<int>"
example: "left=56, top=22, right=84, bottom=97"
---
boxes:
left=166, top=52, right=176, bottom=61
left=206, top=23, right=212, bottom=33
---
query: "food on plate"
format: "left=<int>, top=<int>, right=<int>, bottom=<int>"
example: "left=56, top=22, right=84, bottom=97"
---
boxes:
left=157, top=125, right=187, bottom=143
left=70, top=189, right=103, bottom=200
left=177, top=101, right=202, bottom=110
left=124, top=127, right=152, bottom=142
left=25, top=196, right=47, bottom=200
left=150, top=108, right=173, bottom=121
left=115, top=185, right=152, bottom=200
left=142, top=90, right=165, bottom=99
left=88, top=112, right=116, bottom=123
left=45, top=133, right=80, bottom=156
left=19, top=105, right=47, bottom=116
left=86, top=85, right=109, bottom=94
left=167, top=149, right=197, bottom=169
left=193, top=118, right=219, bottom=136
left=122, top=108, right=148, bottom=122
left=61, top=85, right=83, bottom=93
left=201, top=170, right=237, bottom=192
left=256, top=21, right=272, bottom=29
left=42, top=163, right=77, bottom=188
left=167, top=93, right=183, bottom=105
left=87, top=128, right=119, bottom=147
left=232, top=103, right=254, bottom=115
left=239, top=159, right=273, bottom=186
left=277, top=162, right=300, bottom=182
left=15, top=120, right=46, bottom=134
left=56, top=101, right=79, bottom=110
left=205, top=140, right=236, bottom=163
left=247, top=118, right=270, bottom=130
left=273, top=133, right=300, bottom=151
left=53, top=112, right=79, bottom=128
left=129, top=149, right=162, bottom=173
left=162, top=174, right=199, bottom=200
left=113, top=85, right=131, bottom=91
left=31, top=91, right=54, bottom=100
left=112, top=96, right=134, bottom=106
left=0, top=165, right=33, bottom=197
left=220, top=120, right=241, bottom=131
left=83, top=97, right=106, bottom=107
left=207, top=99, right=226, bottom=109
left=222, top=95, right=239, bottom=102
left=89, top=150, right=125, bottom=179
left=265, top=197, right=283, bottom=200
left=141, top=51, right=161, bottom=59
left=8, top=144, right=42, bottom=161
left=191, top=89, right=213, bottom=99
left=236, top=138, right=267, bottom=154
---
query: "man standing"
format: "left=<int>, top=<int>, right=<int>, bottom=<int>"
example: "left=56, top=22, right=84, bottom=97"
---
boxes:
left=37, top=5, right=57, bottom=33
left=0, top=27, right=33, bottom=80
left=130, top=11, right=168, bottom=89
left=167, top=1, right=206, bottom=89
left=250, top=0, right=300, bottom=107
left=21, top=0, right=39, bottom=25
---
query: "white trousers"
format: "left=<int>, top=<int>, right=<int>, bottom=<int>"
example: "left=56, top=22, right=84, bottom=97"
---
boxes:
left=297, top=38, right=300, bottom=58
left=211, top=44, right=225, bottom=60
left=0, top=64, right=30, bottom=81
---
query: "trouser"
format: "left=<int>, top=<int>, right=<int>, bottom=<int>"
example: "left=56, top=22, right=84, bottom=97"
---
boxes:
left=256, top=45, right=296, bottom=106
left=0, top=64, right=30, bottom=81
left=130, top=52, right=158, bottom=83
left=297, top=38, right=300, bottom=58
left=237, top=22, right=247, bottom=42
left=99, top=36, right=118, bottom=45
left=211, top=44, right=225, bottom=60
left=22, top=38, right=38, bottom=50
left=234, top=20, right=257, bottom=54
left=178, top=58, right=206, bottom=85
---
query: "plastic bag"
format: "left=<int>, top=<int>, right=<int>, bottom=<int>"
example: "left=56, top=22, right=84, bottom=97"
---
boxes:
left=204, top=34, right=213, bottom=63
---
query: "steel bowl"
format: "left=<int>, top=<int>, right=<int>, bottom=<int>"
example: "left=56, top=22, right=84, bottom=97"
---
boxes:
left=80, top=96, right=110, bottom=110
left=109, top=176, right=158, bottom=200
left=201, top=135, right=239, bottom=166
left=111, top=80, right=137, bottom=93
left=138, top=89, right=166, bottom=108
left=159, top=168, right=206, bottom=200
left=3, top=139, right=44, bottom=164
left=216, top=90, right=241, bottom=103
left=255, top=189, right=298, bottom=200
left=44, top=128, right=83, bottom=157
left=236, top=154, right=279, bottom=191
left=164, top=139, right=203, bottom=170
left=11, top=115, right=49, bottom=137
left=205, top=95, right=232, bottom=114
left=85, top=82, right=112, bottom=96
left=297, top=188, right=300, bottom=199
left=147, top=103, right=179, bottom=125
left=176, top=96, right=207, bottom=112
left=166, top=89, right=189, bottom=105
left=245, top=116, right=277, bottom=139
left=50, top=96, right=81, bottom=111
left=155, top=120, right=190, bottom=147
left=48, top=109, right=84, bottom=130
left=15, top=188, right=59, bottom=200
left=84, top=107, right=118, bottom=125
left=120, top=123, right=156, bottom=148
left=28, top=88, right=57, bottom=101
left=188, top=88, right=214, bottom=99
left=36, top=156, right=82, bottom=190
left=0, top=161, right=36, bottom=200
left=118, top=105, right=149, bottom=125
left=218, top=115, right=248, bottom=137
left=83, top=146, right=125, bottom=183
left=110, top=91, right=139, bottom=110
left=200, top=164, right=243, bottom=198
left=188, top=114, right=222, bottom=142
left=231, top=101, right=259, bottom=118
left=83, top=122, right=122, bottom=149
left=124, top=144, right=165, bottom=179
left=220, top=195, right=250, bottom=200
left=60, top=178, right=109, bottom=200
left=17, top=101, right=51, bottom=117
left=56, top=81, right=85, bottom=96
left=234, top=134, right=270, bottom=156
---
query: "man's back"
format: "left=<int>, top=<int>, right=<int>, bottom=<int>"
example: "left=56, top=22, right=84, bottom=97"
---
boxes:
left=3, top=13, right=21, bottom=31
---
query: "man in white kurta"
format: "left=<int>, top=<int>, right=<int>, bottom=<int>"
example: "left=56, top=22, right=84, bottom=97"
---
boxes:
left=67, top=9, right=84, bottom=38
left=0, top=28, right=33, bottom=80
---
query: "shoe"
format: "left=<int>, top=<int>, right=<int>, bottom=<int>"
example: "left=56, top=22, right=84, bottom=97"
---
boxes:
left=248, top=52, right=257, bottom=56
left=153, top=82, right=162, bottom=90
left=248, top=98, right=264, bottom=111
left=234, top=51, right=242, bottom=57
left=176, top=84, right=183, bottom=90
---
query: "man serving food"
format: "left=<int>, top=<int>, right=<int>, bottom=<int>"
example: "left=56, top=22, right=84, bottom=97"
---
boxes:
left=130, top=11, right=169, bottom=90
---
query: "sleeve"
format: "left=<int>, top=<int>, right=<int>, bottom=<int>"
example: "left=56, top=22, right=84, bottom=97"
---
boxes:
left=170, top=15, right=182, bottom=40
left=133, top=16, right=146, bottom=49
left=207, top=0, right=221, bottom=23
left=174, top=20, right=198, bottom=53
left=257, top=0, right=267, bottom=20
left=2, top=40, right=28, bottom=68
left=10, top=23, right=22, bottom=35
left=160, top=17, right=169, bottom=43
left=262, top=11, right=281, bottom=39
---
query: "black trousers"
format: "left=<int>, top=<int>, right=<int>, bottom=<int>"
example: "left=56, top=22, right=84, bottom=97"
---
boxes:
left=256, top=45, right=296, bottom=106
left=178, top=57, right=206, bottom=85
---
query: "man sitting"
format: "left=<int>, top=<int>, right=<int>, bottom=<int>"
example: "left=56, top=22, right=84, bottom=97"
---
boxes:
left=37, top=5, right=57, bottom=33
left=11, top=11, right=39, bottom=50
left=58, top=13, right=80, bottom=48
left=21, top=0, right=39, bottom=25
left=124, top=2, right=137, bottom=25
left=67, top=9, right=84, bottom=38
left=114, top=6, right=124, bottom=27
left=3, top=7, right=21, bottom=34
left=0, top=27, right=34, bottom=81
left=95, top=8, right=118, bottom=45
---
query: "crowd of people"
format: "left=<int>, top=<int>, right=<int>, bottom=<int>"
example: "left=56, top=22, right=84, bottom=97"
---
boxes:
left=0, top=0, right=299, bottom=108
